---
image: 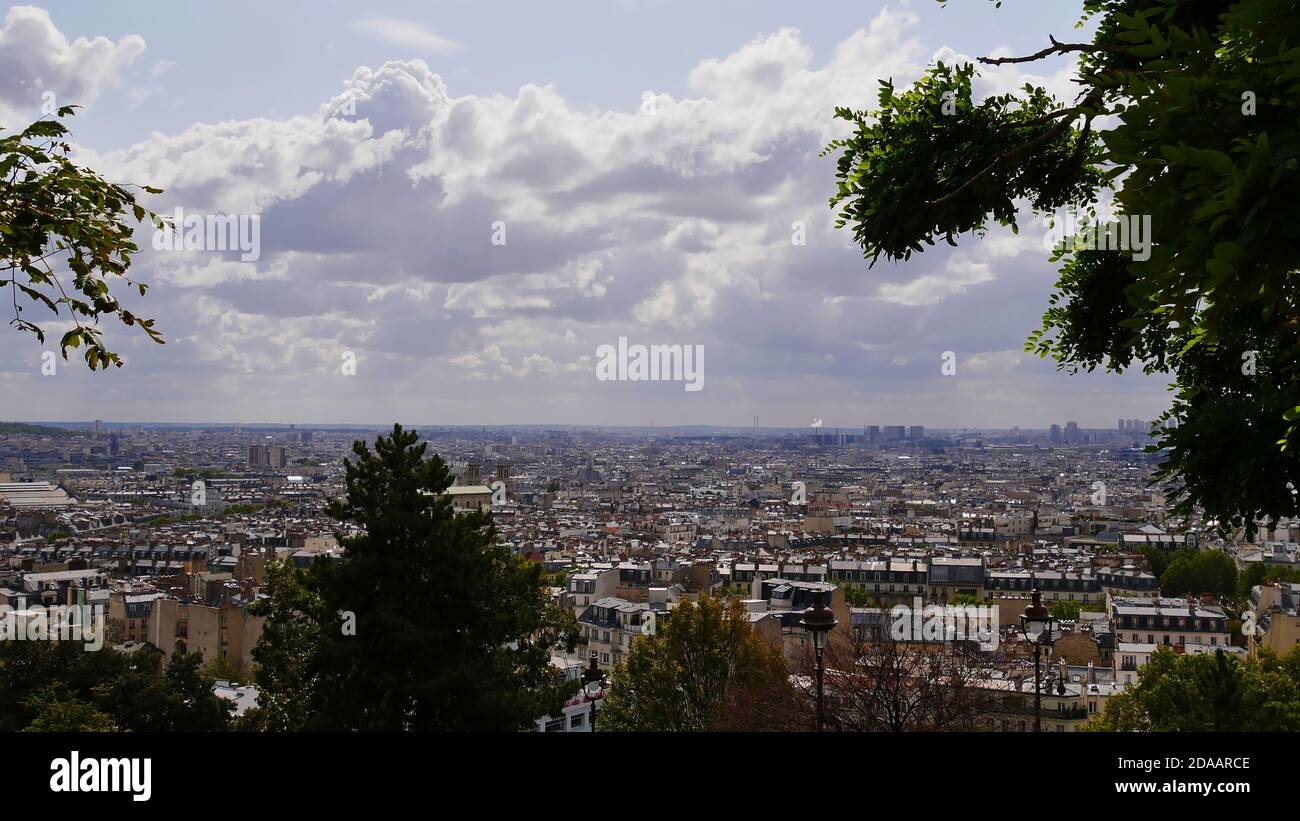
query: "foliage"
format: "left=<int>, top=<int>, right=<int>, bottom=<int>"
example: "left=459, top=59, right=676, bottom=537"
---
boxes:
left=1140, top=544, right=1171, bottom=578
left=1237, top=561, right=1300, bottom=600
left=1158, top=548, right=1238, bottom=600
left=1050, top=599, right=1082, bottom=621
left=0, top=641, right=231, bottom=732
left=246, top=424, right=579, bottom=731
left=1088, top=645, right=1300, bottom=731
left=596, top=596, right=798, bottom=731
left=1, top=108, right=164, bottom=368
left=826, top=0, right=1300, bottom=537
left=842, top=586, right=877, bottom=607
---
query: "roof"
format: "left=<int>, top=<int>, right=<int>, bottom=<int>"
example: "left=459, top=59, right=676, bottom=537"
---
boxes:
left=0, top=482, right=74, bottom=508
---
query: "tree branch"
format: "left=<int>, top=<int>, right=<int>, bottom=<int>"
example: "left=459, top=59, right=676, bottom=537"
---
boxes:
left=979, top=35, right=1128, bottom=66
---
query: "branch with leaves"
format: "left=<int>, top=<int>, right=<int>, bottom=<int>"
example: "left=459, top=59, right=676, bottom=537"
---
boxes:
left=1, top=106, right=165, bottom=369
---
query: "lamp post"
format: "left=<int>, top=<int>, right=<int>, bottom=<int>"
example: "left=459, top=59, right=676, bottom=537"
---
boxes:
left=800, top=588, right=838, bottom=732
left=1019, top=588, right=1055, bottom=733
left=581, top=651, right=604, bottom=731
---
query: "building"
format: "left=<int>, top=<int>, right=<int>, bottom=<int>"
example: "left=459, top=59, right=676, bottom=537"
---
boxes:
left=445, top=485, right=493, bottom=512
left=926, top=556, right=985, bottom=602
left=1110, top=596, right=1230, bottom=649
left=1251, top=582, right=1300, bottom=655
left=147, top=597, right=265, bottom=678
left=578, top=593, right=674, bottom=668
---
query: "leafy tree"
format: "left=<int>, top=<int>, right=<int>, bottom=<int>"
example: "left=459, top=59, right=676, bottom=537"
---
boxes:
left=842, top=585, right=877, bottom=607
left=1050, top=599, right=1081, bottom=621
left=247, top=424, right=579, bottom=731
left=1159, top=548, right=1237, bottom=600
left=0, top=640, right=231, bottom=731
left=1140, top=544, right=1171, bottom=578
left=1, top=108, right=165, bottom=368
left=825, top=0, right=1300, bottom=537
left=20, top=688, right=120, bottom=732
left=596, top=596, right=798, bottom=732
left=1088, top=646, right=1300, bottom=731
left=1237, top=560, right=1300, bottom=600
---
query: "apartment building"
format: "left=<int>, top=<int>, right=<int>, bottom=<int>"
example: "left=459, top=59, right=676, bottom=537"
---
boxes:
left=147, top=597, right=266, bottom=677
left=1251, top=582, right=1300, bottom=654
left=577, top=591, right=675, bottom=668
left=827, top=559, right=926, bottom=604
left=1110, top=596, right=1230, bottom=649
left=926, top=556, right=986, bottom=602
left=987, top=570, right=1103, bottom=605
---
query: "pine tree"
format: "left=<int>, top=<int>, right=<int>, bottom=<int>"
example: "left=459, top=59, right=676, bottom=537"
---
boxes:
left=249, top=424, right=579, bottom=730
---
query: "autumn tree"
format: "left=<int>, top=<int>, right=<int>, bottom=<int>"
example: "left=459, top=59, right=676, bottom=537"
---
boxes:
left=596, top=596, right=801, bottom=731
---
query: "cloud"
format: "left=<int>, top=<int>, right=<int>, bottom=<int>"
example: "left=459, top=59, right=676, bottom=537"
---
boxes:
left=353, top=18, right=463, bottom=55
left=0, top=5, right=145, bottom=123
left=7, top=5, right=1172, bottom=427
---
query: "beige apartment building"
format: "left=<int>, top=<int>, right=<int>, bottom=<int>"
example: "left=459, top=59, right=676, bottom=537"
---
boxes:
left=1252, top=583, right=1300, bottom=655
left=147, top=597, right=265, bottom=678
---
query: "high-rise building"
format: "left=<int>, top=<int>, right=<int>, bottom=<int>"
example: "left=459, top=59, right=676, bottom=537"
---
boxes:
left=1049, top=424, right=1062, bottom=443
left=1065, top=421, right=1080, bottom=443
left=1118, top=418, right=1125, bottom=432
left=883, top=426, right=906, bottom=441
left=909, top=426, right=925, bottom=440
left=865, top=425, right=880, bottom=443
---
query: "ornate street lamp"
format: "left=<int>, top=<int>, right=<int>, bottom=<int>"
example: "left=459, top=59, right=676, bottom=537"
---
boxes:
left=581, top=651, right=604, bottom=731
left=800, top=588, right=838, bottom=732
left=1019, top=588, right=1055, bottom=733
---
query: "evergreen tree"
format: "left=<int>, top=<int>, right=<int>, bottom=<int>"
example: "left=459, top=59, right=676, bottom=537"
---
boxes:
left=249, top=424, right=579, bottom=731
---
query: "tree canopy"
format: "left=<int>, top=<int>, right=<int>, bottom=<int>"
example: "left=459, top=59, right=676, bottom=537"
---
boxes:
left=0, top=640, right=231, bottom=732
left=247, top=424, right=579, bottom=731
left=1, top=107, right=164, bottom=369
left=1158, top=547, right=1238, bottom=600
left=825, top=0, right=1300, bottom=536
left=595, top=596, right=798, bottom=731
left=1088, top=645, right=1300, bottom=731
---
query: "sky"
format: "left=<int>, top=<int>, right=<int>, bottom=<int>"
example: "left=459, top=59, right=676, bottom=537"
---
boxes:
left=0, top=0, right=1174, bottom=429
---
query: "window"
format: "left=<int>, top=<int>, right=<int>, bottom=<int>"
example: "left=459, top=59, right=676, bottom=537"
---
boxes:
left=544, top=718, right=564, bottom=733
left=570, top=713, right=585, bottom=728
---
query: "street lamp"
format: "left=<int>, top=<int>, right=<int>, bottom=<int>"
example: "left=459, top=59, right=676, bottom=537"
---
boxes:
left=1019, top=588, right=1056, bottom=733
left=800, top=588, right=838, bottom=732
left=581, top=651, right=604, bottom=731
